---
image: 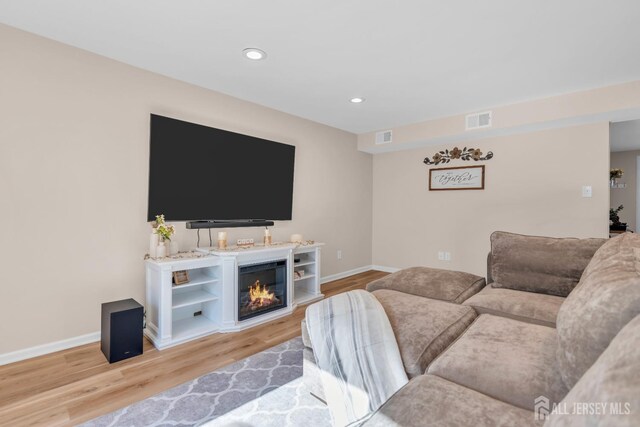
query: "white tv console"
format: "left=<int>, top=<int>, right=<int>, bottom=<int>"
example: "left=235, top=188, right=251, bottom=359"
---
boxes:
left=144, top=242, right=323, bottom=349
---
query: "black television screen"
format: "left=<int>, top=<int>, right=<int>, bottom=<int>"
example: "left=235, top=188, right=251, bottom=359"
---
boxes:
left=147, top=114, right=295, bottom=222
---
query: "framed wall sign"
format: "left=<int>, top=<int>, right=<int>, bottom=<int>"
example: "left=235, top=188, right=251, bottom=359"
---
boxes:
left=429, top=165, right=485, bottom=191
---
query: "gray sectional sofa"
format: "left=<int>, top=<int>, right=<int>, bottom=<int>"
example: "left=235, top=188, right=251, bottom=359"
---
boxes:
left=302, top=231, right=640, bottom=426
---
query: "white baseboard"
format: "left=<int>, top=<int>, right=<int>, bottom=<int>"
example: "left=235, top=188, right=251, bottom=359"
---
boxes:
left=0, top=331, right=100, bottom=366
left=320, top=265, right=374, bottom=284
left=320, top=264, right=400, bottom=285
left=1, top=266, right=398, bottom=366
left=371, top=265, right=401, bottom=273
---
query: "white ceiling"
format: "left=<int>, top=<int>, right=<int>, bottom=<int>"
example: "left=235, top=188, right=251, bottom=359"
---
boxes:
left=611, top=119, right=640, bottom=152
left=1, top=0, right=640, bottom=134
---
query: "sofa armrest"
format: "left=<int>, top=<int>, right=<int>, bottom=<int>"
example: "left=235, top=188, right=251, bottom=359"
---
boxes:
left=487, top=252, right=493, bottom=285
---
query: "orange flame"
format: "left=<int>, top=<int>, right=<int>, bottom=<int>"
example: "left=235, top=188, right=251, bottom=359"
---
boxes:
left=249, top=280, right=276, bottom=307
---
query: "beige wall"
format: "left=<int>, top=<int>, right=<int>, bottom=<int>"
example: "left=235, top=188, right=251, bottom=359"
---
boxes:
left=0, top=24, right=373, bottom=354
left=372, top=123, right=610, bottom=275
left=610, top=150, right=640, bottom=231
left=0, top=22, right=621, bottom=358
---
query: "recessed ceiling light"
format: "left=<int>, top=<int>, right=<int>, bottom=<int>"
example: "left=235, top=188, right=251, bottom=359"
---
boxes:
left=243, top=48, right=267, bottom=60
left=350, top=97, right=365, bottom=103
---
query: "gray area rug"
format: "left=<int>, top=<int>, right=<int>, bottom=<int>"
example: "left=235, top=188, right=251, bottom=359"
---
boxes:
left=82, top=337, right=331, bottom=427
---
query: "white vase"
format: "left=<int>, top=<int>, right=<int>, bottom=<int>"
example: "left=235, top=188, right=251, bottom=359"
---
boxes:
left=149, top=232, right=159, bottom=258
left=170, top=240, right=179, bottom=255
left=156, top=241, right=167, bottom=258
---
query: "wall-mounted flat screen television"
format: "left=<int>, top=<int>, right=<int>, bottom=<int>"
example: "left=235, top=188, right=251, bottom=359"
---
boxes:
left=147, top=114, right=295, bottom=222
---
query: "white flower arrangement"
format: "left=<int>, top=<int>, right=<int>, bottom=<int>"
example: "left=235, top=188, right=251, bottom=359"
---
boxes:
left=153, top=214, right=175, bottom=242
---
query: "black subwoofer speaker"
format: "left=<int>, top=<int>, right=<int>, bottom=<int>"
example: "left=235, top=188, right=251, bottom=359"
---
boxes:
left=101, top=298, right=143, bottom=363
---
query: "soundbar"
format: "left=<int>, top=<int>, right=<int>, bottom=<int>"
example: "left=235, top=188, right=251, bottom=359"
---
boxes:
left=186, top=220, right=275, bottom=229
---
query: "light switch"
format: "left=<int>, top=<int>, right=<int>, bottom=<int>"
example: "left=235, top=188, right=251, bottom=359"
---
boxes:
left=582, top=186, right=593, bottom=198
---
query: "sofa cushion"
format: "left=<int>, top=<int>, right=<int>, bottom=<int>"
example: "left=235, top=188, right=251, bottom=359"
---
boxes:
left=428, top=314, right=567, bottom=411
left=373, top=289, right=477, bottom=378
left=366, top=267, right=485, bottom=303
left=463, top=286, right=565, bottom=327
left=490, top=231, right=605, bottom=297
left=364, top=374, right=540, bottom=427
left=556, top=232, right=640, bottom=389
left=546, top=315, right=640, bottom=427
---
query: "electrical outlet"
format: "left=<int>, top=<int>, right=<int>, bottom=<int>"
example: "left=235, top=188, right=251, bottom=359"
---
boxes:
left=438, top=251, right=452, bottom=261
left=337, top=249, right=342, bottom=260
left=438, top=251, right=445, bottom=261
left=445, top=252, right=452, bottom=261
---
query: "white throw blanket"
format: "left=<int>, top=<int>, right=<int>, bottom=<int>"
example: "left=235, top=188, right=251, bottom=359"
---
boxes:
left=305, top=290, right=408, bottom=426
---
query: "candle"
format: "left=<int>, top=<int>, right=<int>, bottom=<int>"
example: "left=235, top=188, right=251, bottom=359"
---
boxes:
left=218, top=231, right=227, bottom=249
left=264, top=229, right=271, bottom=237
left=264, top=228, right=272, bottom=245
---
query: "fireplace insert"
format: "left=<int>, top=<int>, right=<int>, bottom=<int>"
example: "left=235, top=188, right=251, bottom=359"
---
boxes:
left=238, top=260, right=287, bottom=321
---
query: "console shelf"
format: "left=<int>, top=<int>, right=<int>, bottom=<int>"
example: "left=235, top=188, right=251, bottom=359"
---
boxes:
left=172, top=290, right=219, bottom=309
left=172, top=316, right=219, bottom=343
left=293, top=289, right=318, bottom=305
left=145, top=256, right=222, bottom=349
left=172, top=270, right=219, bottom=289
left=293, top=260, right=315, bottom=268
left=292, top=246, right=322, bottom=306
left=172, top=279, right=219, bottom=290
left=146, top=242, right=323, bottom=350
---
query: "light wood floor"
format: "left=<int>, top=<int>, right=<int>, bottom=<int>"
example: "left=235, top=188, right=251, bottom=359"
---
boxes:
left=0, top=270, right=388, bottom=427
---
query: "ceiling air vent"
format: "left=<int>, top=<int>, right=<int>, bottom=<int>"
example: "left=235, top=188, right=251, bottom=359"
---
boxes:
left=465, top=111, right=492, bottom=130
left=375, top=130, right=393, bottom=145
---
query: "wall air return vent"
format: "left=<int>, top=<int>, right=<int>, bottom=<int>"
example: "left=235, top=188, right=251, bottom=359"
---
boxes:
left=375, top=130, right=393, bottom=145
left=465, top=111, right=492, bottom=130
